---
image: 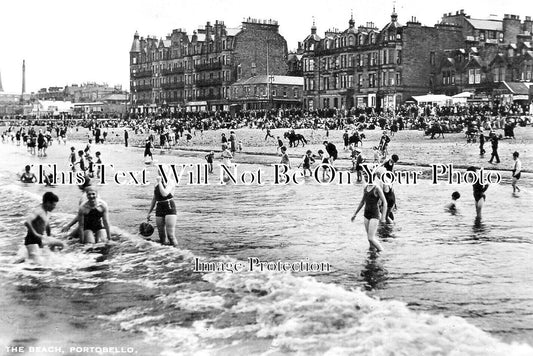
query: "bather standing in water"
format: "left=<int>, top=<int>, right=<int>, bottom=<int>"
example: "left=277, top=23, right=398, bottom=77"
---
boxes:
left=351, top=170, right=387, bottom=252
left=147, top=173, right=178, bottom=246
left=467, top=166, right=489, bottom=220
left=24, top=192, right=64, bottom=263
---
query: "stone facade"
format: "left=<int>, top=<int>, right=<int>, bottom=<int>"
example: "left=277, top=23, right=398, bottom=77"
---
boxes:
left=129, top=18, right=288, bottom=113
left=434, top=11, right=533, bottom=103
left=229, top=75, right=303, bottom=110
left=300, top=11, right=464, bottom=111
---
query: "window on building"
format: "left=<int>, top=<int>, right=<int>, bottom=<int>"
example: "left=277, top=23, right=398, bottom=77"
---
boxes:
left=397, top=50, right=402, bottom=64
left=369, top=73, right=375, bottom=87
left=475, top=68, right=481, bottom=83
left=358, top=74, right=363, bottom=87
left=396, top=72, right=401, bottom=86
left=430, top=52, right=436, bottom=65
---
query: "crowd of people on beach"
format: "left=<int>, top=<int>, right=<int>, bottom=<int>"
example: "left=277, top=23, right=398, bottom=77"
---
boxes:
left=3, top=101, right=529, bottom=259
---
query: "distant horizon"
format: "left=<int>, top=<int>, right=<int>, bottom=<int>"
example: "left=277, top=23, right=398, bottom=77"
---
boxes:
left=1, top=0, right=532, bottom=93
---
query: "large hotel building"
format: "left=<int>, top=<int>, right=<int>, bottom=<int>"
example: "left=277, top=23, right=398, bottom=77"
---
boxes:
left=129, top=18, right=289, bottom=113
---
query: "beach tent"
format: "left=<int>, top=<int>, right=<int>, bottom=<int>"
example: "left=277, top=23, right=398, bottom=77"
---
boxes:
left=452, top=92, right=473, bottom=104
left=412, top=94, right=452, bottom=105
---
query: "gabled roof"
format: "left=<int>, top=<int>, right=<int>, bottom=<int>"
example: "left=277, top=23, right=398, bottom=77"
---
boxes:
left=232, top=75, right=303, bottom=86
left=442, top=57, right=455, bottom=67
left=160, top=39, right=171, bottom=48
left=466, top=18, right=503, bottom=31
left=466, top=55, right=485, bottom=68
left=489, top=53, right=507, bottom=66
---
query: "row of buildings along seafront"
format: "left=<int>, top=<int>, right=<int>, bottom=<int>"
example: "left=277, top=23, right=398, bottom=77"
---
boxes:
left=300, top=9, right=533, bottom=111
left=129, top=9, right=533, bottom=114
left=434, top=11, right=533, bottom=105
left=129, top=18, right=302, bottom=114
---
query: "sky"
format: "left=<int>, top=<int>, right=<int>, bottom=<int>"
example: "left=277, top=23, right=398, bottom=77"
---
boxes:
left=1, top=0, right=533, bottom=94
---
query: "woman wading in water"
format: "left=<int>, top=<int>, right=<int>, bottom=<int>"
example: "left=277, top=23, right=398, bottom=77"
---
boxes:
left=351, top=168, right=387, bottom=251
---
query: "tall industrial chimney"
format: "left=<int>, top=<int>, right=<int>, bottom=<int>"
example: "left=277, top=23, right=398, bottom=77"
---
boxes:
left=22, top=60, right=26, bottom=95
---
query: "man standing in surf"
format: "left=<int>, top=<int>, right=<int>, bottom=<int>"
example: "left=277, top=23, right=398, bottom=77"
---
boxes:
left=24, top=192, right=64, bottom=263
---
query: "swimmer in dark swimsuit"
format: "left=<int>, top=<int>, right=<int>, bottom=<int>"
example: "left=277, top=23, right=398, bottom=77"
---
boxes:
left=144, top=139, right=153, bottom=162
left=78, top=187, right=110, bottom=244
left=351, top=173, right=388, bottom=251
left=382, top=182, right=396, bottom=223
left=20, top=165, right=37, bottom=183
left=299, top=150, right=315, bottom=177
left=147, top=174, right=178, bottom=246
left=467, top=166, right=489, bottom=220
left=24, top=192, right=64, bottom=263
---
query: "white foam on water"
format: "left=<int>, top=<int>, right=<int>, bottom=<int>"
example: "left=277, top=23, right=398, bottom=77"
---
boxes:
left=142, top=324, right=202, bottom=352
left=157, top=290, right=226, bottom=312
left=200, top=269, right=533, bottom=355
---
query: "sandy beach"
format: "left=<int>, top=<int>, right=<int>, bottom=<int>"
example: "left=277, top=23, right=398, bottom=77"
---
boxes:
left=64, top=125, right=533, bottom=173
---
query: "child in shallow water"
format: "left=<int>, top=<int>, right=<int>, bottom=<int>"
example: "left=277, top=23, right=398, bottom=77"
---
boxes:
left=445, top=191, right=461, bottom=212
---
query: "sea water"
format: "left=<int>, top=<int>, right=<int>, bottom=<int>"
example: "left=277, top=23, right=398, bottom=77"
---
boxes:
left=0, top=139, right=532, bottom=355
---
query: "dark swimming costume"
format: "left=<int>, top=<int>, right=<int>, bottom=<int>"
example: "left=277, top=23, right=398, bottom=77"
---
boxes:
left=384, top=186, right=395, bottom=208
left=303, top=156, right=311, bottom=169
left=154, top=186, right=176, bottom=217
left=513, top=170, right=521, bottom=180
left=25, top=215, right=46, bottom=247
left=84, top=207, right=104, bottom=233
left=144, top=142, right=152, bottom=156
left=21, top=173, right=35, bottom=183
left=473, top=182, right=488, bottom=202
left=363, top=186, right=381, bottom=220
